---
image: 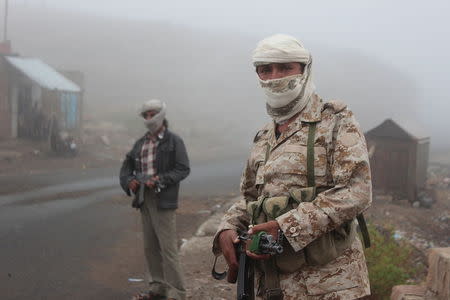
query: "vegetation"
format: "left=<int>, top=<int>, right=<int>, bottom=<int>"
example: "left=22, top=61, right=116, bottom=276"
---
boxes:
left=363, top=224, right=423, bottom=300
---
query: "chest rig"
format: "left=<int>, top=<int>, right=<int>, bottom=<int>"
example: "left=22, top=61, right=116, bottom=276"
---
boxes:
left=246, top=122, right=370, bottom=299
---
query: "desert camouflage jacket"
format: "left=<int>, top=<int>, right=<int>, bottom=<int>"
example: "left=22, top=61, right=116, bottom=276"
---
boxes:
left=213, top=94, right=372, bottom=299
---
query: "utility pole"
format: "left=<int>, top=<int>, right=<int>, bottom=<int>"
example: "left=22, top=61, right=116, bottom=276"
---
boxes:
left=3, top=0, right=8, bottom=41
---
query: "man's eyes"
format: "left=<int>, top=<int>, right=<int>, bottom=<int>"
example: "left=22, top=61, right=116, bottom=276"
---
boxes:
left=280, top=64, right=294, bottom=71
left=257, top=64, right=294, bottom=75
left=258, top=66, right=272, bottom=74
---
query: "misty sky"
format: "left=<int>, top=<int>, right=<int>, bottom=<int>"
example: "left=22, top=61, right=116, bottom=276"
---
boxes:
left=6, top=0, right=450, bottom=144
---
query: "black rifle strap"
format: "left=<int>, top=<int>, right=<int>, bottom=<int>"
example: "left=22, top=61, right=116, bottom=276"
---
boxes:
left=357, top=213, right=371, bottom=248
left=211, top=256, right=227, bottom=280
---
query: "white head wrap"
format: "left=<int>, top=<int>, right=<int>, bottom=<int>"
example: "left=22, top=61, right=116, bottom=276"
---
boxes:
left=252, top=34, right=316, bottom=123
left=140, top=99, right=166, bottom=134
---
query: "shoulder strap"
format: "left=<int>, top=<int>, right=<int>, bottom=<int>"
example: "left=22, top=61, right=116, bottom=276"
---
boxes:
left=357, top=214, right=371, bottom=248
left=306, top=122, right=317, bottom=187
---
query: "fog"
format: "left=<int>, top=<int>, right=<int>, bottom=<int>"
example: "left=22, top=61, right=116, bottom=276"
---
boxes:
left=4, top=1, right=450, bottom=153
left=1, top=3, right=450, bottom=298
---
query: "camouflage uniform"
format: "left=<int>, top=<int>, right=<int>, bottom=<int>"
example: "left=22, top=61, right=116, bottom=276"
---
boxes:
left=213, top=94, right=372, bottom=299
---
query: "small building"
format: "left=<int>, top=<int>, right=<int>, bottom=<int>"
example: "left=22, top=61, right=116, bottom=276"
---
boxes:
left=0, top=54, right=82, bottom=141
left=365, top=118, right=430, bottom=202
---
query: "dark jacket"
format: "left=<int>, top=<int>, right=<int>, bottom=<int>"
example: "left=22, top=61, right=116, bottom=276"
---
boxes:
left=119, top=129, right=190, bottom=209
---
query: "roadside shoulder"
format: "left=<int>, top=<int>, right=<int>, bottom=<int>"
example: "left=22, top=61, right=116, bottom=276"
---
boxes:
left=180, top=196, right=240, bottom=300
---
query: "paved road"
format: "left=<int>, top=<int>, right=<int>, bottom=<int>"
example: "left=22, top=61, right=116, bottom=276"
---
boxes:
left=0, top=159, right=243, bottom=300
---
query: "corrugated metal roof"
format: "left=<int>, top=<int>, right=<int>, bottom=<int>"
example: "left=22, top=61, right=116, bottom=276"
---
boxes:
left=5, top=56, right=81, bottom=92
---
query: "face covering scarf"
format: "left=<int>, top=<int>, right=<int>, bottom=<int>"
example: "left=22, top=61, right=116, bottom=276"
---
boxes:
left=252, top=34, right=316, bottom=123
left=143, top=102, right=166, bottom=134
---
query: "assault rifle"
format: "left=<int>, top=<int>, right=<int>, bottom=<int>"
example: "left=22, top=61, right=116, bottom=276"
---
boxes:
left=131, top=173, right=166, bottom=209
left=212, top=230, right=284, bottom=300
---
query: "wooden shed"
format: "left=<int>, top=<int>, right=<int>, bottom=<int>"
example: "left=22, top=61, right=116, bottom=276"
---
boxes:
left=365, top=119, right=430, bottom=202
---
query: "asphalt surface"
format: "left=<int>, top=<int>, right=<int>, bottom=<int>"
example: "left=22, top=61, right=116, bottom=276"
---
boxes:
left=0, top=159, right=243, bottom=300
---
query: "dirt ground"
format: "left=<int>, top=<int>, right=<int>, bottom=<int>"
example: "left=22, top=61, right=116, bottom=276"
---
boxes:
left=107, top=192, right=236, bottom=300
left=367, top=190, right=450, bottom=251
left=0, top=138, right=120, bottom=176
left=0, top=130, right=237, bottom=299
left=177, top=197, right=236, bottom=300
left=1, top=130, right=450, bottom=298
left=366, top=189, right=450, bottom=284
left=178, top=191, right=450, bottom=300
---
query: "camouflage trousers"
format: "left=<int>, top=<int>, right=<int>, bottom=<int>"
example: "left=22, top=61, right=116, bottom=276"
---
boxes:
left=254, top=238, right=370, bottom=300
left=140, top=189, right=186, bottom=300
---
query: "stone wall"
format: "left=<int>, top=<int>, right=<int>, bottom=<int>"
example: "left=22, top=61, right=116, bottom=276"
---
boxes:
left=391, top=247, right=450, bottom=300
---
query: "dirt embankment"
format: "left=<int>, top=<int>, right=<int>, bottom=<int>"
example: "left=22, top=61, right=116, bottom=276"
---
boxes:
left=368, top=162, right=450, bottom=254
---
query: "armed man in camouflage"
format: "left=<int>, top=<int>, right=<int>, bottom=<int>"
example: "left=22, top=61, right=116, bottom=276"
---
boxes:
left=212, top=34, right=372, bottom=299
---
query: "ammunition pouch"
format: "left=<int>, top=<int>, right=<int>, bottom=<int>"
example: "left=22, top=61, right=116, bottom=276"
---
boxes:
left=247, top=186, right=356, bottom=273
left=291, top=187, right=357, bottom=266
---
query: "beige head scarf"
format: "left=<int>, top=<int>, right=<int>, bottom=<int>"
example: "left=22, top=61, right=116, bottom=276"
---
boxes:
left=140, top=99, right=166, bottom=134
left=252, top=34, right=315, bottom=123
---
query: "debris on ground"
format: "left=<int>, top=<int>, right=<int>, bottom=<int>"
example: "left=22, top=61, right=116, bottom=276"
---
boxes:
left=427, top=163, right=450, bottom=189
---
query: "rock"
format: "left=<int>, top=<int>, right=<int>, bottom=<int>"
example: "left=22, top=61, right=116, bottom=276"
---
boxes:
left=195, top=197, right=240, bottom=237
left=438, top=213, right=450, bottom=223
left=195, top=213, right=225, bottom=237
left=391, top=246, right=450, bottom=298
left=180, top=238, right=188, bottom=248
left=426, top=247, right=450, bottom=299
left=413, top=201, right=421, bottom=208
left=390, top=285, right=426, bottom=300
left=418, top=190, right=434, bottom=208
left=100, top=135, right=111, bottom=146
left=180, top=236, right=213, bottom=255
left=420, top=197, right=434, bottom=209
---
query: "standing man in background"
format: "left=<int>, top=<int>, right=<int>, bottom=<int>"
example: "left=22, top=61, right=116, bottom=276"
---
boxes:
left=120, top=99, right=190, bottom=300
left=213, top=34, right=372, bottom=299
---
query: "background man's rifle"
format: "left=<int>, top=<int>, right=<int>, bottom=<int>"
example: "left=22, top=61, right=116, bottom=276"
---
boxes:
left=131, top=174, right=166, bottom=209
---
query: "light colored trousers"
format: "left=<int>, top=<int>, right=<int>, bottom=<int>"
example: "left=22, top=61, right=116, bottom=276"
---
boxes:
left=140, top=189, right=186, bottom=300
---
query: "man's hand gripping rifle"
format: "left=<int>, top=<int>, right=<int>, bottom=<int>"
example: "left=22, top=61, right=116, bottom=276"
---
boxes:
left=212, top=229, right=284, bottom=300
left=131, top=173, right=165, bottom=209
